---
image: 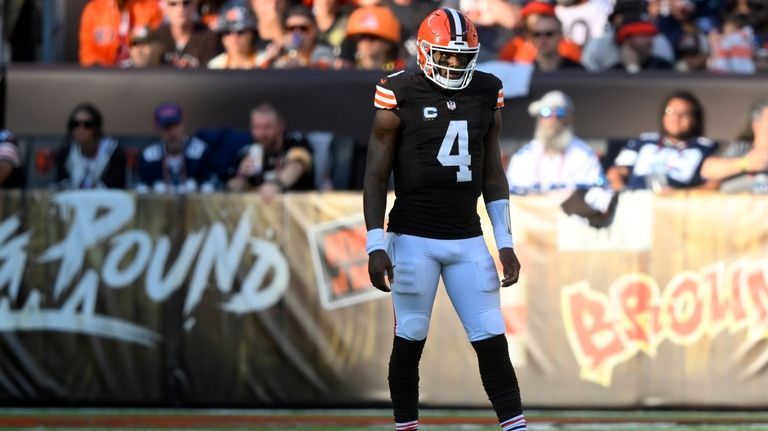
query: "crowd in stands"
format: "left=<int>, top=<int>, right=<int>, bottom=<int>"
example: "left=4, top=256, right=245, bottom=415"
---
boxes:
left=504, top=91, right=768, bottom=208
left=3, top=0, right=765, bottom=204
left=1, top=91, right=766, bottom=201
left=0, top=100, right=319, bottom=197
left=78, top=0, right=768, bottom=73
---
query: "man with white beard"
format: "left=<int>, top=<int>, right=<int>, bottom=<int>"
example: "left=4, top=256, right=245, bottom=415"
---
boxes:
left=505, top=90, right=604, bottom=195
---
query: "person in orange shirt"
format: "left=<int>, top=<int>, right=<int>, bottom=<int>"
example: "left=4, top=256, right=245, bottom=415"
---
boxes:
left=497, top=1, right=581, bottom=64
left=79, top=0, right=163, bottom=67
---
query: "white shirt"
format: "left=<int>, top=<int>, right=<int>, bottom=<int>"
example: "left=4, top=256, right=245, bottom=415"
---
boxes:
left=555, top=0, right=613, bottom=47
left=506, top=136, right=604, bottom=194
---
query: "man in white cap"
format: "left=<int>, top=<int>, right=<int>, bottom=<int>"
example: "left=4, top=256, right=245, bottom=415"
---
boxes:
left=506, top=90, right=604, bottom=195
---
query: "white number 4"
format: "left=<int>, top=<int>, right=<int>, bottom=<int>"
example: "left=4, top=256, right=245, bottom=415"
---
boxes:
left=437, top=120, right=471, bottom=182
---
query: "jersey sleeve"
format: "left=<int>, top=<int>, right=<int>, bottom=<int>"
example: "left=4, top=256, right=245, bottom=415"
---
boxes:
left=495, top=87, right=505, bottom=110
left=373, top=80, right=398, bottom=110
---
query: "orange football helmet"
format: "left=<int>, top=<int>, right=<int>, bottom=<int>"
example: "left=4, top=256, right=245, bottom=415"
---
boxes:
left=416, top=8, right=480, bottom=90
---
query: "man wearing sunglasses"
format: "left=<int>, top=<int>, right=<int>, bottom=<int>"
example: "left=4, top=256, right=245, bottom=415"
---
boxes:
left=272, top=5, right=336, bottom=68
left=151, top=0, right=220, bottom=68
left=506, top=90, right=603, bottom=195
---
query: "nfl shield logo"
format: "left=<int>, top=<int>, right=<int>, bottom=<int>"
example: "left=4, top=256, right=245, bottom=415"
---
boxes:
left=447, top=100, right=456, bottom=110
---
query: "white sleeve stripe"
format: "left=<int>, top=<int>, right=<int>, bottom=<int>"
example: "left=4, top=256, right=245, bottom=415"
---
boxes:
left=375, top=92, right=396, bottom=103
left=375, top=85, right=395, bottom=96
left=374, top=100, right=397, bottom=109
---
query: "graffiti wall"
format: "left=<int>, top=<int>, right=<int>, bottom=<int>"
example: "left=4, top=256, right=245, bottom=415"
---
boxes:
left=0, top=190, right=766, bottom=407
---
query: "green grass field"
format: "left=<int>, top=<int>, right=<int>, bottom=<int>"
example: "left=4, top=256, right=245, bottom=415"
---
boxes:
left=2, top=408, right=768, bottom=430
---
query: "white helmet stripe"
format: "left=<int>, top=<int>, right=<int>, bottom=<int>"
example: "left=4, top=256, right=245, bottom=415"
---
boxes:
left=444, top=8, right=465, bottom=42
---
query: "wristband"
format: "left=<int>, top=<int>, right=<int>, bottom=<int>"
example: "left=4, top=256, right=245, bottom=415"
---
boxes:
left=739, top=157, right=749, bottom=173
left=366, top=228, right=386, bottom=254
left=486, top=199, right=514, bottom=249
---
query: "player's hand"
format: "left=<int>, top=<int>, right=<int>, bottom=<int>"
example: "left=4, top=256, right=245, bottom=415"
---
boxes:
left=368, top=249, right=394, bottom=293
left=499, top=247, right=521, bottom=287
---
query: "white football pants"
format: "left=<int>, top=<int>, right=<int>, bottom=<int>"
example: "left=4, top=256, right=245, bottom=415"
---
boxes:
left=387, top=233, right=506, bottom=342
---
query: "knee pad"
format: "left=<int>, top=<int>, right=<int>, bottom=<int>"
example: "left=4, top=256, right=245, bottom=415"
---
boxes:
left=468, top=309, right=506, bottom=342
left=397, top=316, right=430, bottom=341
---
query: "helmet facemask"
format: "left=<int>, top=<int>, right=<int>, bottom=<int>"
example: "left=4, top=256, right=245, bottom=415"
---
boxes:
left=419, top=40, right=479, bottom=91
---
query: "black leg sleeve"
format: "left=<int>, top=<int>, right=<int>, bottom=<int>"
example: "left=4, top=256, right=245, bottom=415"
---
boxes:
left=471, top=334, right=524, bottom=423
left=388, top=336, right=426, bottom=424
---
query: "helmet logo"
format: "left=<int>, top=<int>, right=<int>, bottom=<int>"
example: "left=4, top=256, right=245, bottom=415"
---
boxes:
left=360, top=15, right=380, bottom=30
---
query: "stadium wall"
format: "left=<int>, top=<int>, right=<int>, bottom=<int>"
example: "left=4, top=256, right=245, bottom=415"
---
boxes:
left=0, top=190, right=766, bottom=408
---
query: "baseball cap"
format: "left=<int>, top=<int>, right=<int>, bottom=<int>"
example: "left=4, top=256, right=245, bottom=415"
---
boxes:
left=528, top=90, right=572, bottom=117
left=616, top=18, right=658, bottom=44
left=520, top=1, right=556, bottom=19
left=215, top=1, right=258, bottom=33
left=0, top=129, right=16, bottom=144
left=154, top=103, right=183, bottom=128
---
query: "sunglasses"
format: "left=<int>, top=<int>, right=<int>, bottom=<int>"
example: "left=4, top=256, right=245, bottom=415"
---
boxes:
left=287, top=25, right=311, bottom=33
left=539, top=106, right=568, bottom=119
left=223, top=29, right=250, bottom=36
left=167, top=0, right=192, bottom=7
left=531, top=30, right=558, bottom=38
left=69, top=119, right=97, bottom=129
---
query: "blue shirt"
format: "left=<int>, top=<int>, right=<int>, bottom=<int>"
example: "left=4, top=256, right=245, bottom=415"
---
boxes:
left=613, top=132, right=718, bottom=190
left=137, top=137, right=216, bottom=193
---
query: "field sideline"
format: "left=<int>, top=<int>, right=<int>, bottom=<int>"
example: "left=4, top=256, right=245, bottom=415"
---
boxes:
left=2, top=408, right=768, bottom=430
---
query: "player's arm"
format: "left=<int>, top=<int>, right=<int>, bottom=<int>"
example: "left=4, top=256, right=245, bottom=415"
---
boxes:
left=482, top=109, right=521, bottom=287
left=364, top=109, right=400, bottom=293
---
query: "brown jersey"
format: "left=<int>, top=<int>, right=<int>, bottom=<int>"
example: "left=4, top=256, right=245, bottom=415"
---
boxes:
left=373, top=70, right=504, bottom=239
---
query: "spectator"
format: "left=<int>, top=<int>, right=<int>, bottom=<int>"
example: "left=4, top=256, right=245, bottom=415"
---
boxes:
left=448, top=0, right=521, bottom=61
left=389, top=0, right=438, bottom=61
left=272, top=5, right=336, bottom=68
left=207, top=0, right=262, bottom=69
left=506, top=90, right=603, bottom=194
left=707, top=13, right=755, bottom=73
left=606, top=91, right=718, bottom=192
left=55, top=103, right=127, bottom=189
left=581, top=0, right=675, bottom=71
left=152, top=0, right=220, bottom=68
left=555, top=0, right=614, bottom=47
left=337, top=5, right=405, bottom=70
left=0, top=130, right=26, bottom=189
left=225, top=103, right=314, bottom=200
left=137, top=103, right=217, bottom=193
left=250, top=0, right=290, bottom=44
left=497, top=2, right=583, bottom=68
left=701, top=97, right=768, bottom=190
left=199, top=0, right=229, bottom=28
left=740, top=0, right=768, bottom=72
left=312, top=0, right=353, bottom=55
left=528, top=14, right=585, bottom=70
left=609, top=15, right=674, bottom=71
left=121, top=25, right=158, bottom=67
left=79, top=0, right=163, bottom=67
left=652, top=0, right=710, bottom=72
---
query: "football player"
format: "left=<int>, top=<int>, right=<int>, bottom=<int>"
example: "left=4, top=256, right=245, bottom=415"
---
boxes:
left=363, top=8, right=527, bottom=431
